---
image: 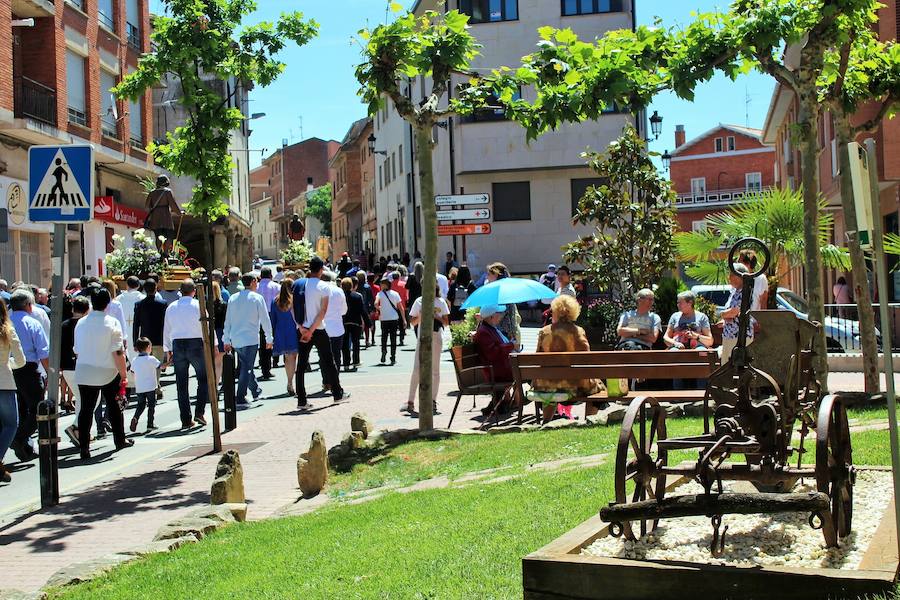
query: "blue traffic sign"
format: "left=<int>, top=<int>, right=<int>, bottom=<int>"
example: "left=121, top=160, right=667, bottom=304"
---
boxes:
left=28, top=145, right=93, bottom=223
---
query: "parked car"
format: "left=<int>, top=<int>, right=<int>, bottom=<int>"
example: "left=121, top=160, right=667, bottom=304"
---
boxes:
left=690, top=285, right=879, bottom=353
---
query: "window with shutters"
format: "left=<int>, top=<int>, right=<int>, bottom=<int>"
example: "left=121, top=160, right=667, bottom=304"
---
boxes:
left=493, top=181, right=531, bottom=221
left=66, top=50, right=87, bottom=126
left=460, top=0, right=518, bottom=23
left=562, top=0, right=623, bottom=15
left=100, top=70, right=118, bottom=137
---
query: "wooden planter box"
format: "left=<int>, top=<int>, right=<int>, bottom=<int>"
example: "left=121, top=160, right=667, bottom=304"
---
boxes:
left=523, top=470, right=898, bottom=600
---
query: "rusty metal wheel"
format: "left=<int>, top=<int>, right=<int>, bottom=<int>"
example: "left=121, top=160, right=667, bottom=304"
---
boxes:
left=615, top=396, right=668, bottom=540
left=816, top=394, right=853, bottom=546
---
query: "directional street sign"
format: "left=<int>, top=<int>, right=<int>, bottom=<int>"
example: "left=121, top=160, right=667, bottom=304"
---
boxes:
left=28, top=145, right=94, bottom=223
left=435, top=193, right=489, bottom=207
left=437, top=208, right=491, bottom=222
left=438, top=223, right=492, bottom=236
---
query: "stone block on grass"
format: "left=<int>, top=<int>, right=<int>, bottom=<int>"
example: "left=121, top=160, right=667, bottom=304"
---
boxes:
left=297, top=430, right=328, bottom=498
left=123, top=535, right=199, bottom=557
left=350, top=412, right=375, bottom=439
left=0, top=590, right=47, bottom=600
left=153, top=517, right=221, bottom=541
left=45, top=554, right=137, bottom=588
left=211, top=449, right=245, bottom=505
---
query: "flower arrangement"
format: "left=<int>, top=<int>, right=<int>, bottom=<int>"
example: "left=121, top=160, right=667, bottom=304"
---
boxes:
left=280, top=238, right=315, bottom=266
left=104, top=229, right=168, bottom=278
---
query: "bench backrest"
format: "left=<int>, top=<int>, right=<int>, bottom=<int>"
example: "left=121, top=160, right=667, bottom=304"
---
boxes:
left=451, top=344, right=489, bottom=391
left=510, top=350, right=719, bottom=383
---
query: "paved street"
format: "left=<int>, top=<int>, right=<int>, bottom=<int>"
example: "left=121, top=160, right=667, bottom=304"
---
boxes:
left=0, top=323, right=885, bottom=592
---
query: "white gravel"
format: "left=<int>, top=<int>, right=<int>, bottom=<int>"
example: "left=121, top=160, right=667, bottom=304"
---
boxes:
left=582, top=469, right=891, bottom=570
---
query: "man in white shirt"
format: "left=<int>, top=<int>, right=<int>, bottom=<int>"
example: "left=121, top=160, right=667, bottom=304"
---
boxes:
left=320, top=271, right=347, bottom=387
left=273, top=265, right=286, bottom=282
left=292, top=257, right=348, bottom=409
left=117, top=276, right=145, bottom=363
left=256, top=266, right=281, bottom=378
left=739, top=249, right=768, bottom=311
left=224, top=273, right=273, bottom=408
left=162, top=279, right=209, bottom=429
left=436, top=272, right=449, bottom=299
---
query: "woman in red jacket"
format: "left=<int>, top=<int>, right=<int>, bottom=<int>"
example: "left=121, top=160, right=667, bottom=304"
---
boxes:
left=473, top=304, right=515, bottom=415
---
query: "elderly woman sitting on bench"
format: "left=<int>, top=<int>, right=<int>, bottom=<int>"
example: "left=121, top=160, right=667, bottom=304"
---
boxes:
left=529, top=295, right=604, bottom=423
left=474, top=304, right=515, bottom=416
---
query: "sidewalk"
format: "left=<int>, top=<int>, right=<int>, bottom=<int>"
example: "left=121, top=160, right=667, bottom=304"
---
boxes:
left=0, top=330, right=879, bottom=592
left=0, top=338, right=493, bottom=593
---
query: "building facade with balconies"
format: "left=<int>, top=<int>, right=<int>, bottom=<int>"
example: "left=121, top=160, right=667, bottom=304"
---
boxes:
left=0, top=0, right=154, bottom=285
left=668, top=123, right=776, bottom=234
left=370, top=0, right=638, bottom=275
left=330, top=117, right=372, bottom=261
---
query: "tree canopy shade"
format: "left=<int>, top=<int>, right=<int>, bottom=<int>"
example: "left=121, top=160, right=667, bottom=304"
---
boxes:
left=115, top=0, right=318, bottom=225
left=356, top=6, right=485, bottom=430
left=456, top=0, right=900, bottom=388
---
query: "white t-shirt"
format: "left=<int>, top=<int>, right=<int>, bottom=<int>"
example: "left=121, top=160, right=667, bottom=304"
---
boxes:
left=409, top=297, right=450, bottom=328
left=74, top=311, right=124, bottom=386
left=131, top=353, right=161, bottom=394
left=377, top=290, right=403, bottom=321
left=323, top=285, right=348, bottom=337
left=751, top=274, right=768, bottom=311
left=436, top=273, right=449, bottom=299
left=302, top=278, right=331, bottom=330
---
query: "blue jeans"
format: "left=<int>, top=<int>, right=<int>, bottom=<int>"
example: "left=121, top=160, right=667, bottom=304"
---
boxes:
left=235, top=345, right=262, bottom=404
left=172, top=338, right=208, bottom=424
left=0, top=390, right=18, bottom=464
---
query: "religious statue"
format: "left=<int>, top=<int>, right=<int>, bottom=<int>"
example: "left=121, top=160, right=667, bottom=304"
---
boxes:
left=289, top=213, right=305, bottom=241
left=144, top=175, right=181, bottom=254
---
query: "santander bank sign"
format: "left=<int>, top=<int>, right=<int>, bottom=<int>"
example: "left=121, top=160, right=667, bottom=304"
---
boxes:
left=94, top=196, right=148, bottom=228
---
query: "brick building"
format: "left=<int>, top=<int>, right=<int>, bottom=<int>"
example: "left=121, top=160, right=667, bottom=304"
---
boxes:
left=330, top=117, right=373, bottom=260
left=668, top=123, right=775, bottom=234
left=249, top=161, right=278, bottom=259
left=761, top=0, right=900, bottom=301
left=252, top=137, right=338, bottom=256
left=0, top=0, right=155, bottom=284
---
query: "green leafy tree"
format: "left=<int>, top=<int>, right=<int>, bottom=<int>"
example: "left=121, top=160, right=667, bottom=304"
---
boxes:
left=564, top=126, right=677, bottom=301
left=356, top=6, right=482, bottom=430
left=305, top=184, right=333, bottom=237
left=115, top=0, right=318, bottom=270
left=462, top=0, right=900, bottom=389
left=675, top=188, right=848, bottom=289
left=819, top=18, right=900, bottom=392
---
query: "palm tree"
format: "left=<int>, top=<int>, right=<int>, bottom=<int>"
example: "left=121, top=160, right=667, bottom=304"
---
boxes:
left=675, top=187, right=849, bottom=303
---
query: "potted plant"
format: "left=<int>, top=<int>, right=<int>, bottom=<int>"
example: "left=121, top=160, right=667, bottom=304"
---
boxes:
left=280, top=239, right=315, bottom=271
left=104, top=229, right=169, bottom=286
left=577, top=297, right=624, bottom=350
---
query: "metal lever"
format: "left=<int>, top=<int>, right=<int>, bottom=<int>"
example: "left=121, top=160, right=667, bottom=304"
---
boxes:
left=710, top=515, right=728, bottom=557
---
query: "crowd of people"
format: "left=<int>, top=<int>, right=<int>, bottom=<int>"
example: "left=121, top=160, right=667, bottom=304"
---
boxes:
left=0, top=244, right=767, bottom=482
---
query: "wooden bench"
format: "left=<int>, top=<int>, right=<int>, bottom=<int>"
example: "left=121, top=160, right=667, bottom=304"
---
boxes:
left=448, top=344, right=514, bottom=429
left=510, top=349, right=720, bottom=422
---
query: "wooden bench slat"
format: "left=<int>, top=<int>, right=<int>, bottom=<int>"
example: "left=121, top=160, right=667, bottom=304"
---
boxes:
left=511, top=350, right=716, bottom=367
left=515, top=364, right=715, bottom=380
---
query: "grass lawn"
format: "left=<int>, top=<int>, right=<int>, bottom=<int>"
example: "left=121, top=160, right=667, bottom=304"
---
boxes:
left=50, top=407, right=895, bottom=600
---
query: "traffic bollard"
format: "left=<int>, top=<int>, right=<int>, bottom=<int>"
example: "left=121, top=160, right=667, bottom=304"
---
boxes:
left=37, top=398, right=59, bottom=507
left=223, top=351, right=237, bottom=431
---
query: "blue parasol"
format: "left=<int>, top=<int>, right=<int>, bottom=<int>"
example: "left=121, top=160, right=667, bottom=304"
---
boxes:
left=461, top=277, right=557, bottom=309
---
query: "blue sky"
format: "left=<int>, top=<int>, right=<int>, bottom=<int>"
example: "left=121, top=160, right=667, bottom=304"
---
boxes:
left=149, top=1, right=775, bottom=169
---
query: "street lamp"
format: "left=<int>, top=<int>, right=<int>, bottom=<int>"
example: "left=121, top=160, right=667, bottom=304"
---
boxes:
left=661, top=149, right=672, bottom=172
left=367, top=133, right=387, bottom=156
left=250, top=112, right=266, bottom=120
left=649, top=110, right=663, bottom=140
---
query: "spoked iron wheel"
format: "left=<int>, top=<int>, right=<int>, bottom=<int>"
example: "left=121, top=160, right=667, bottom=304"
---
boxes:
left=816, top=394, right=853, bottom=546
left=614, top=396, right=668, bottom=540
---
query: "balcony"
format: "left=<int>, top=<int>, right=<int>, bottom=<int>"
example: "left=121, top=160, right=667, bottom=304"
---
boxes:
left=675, top=186, right=771, bottom=209
left=98, top=9, right=115, bottom=31
left=14, top=77, right=57, bottom=127
left=271, top=201, right=289, bottom=220
left=126, top=22, right=141, bottom=50
left=12, top=0, right=55, bottom=17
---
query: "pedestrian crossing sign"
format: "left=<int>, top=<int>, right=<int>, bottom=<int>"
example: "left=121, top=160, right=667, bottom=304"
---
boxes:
left=28, top=145, right=93, bottom=223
